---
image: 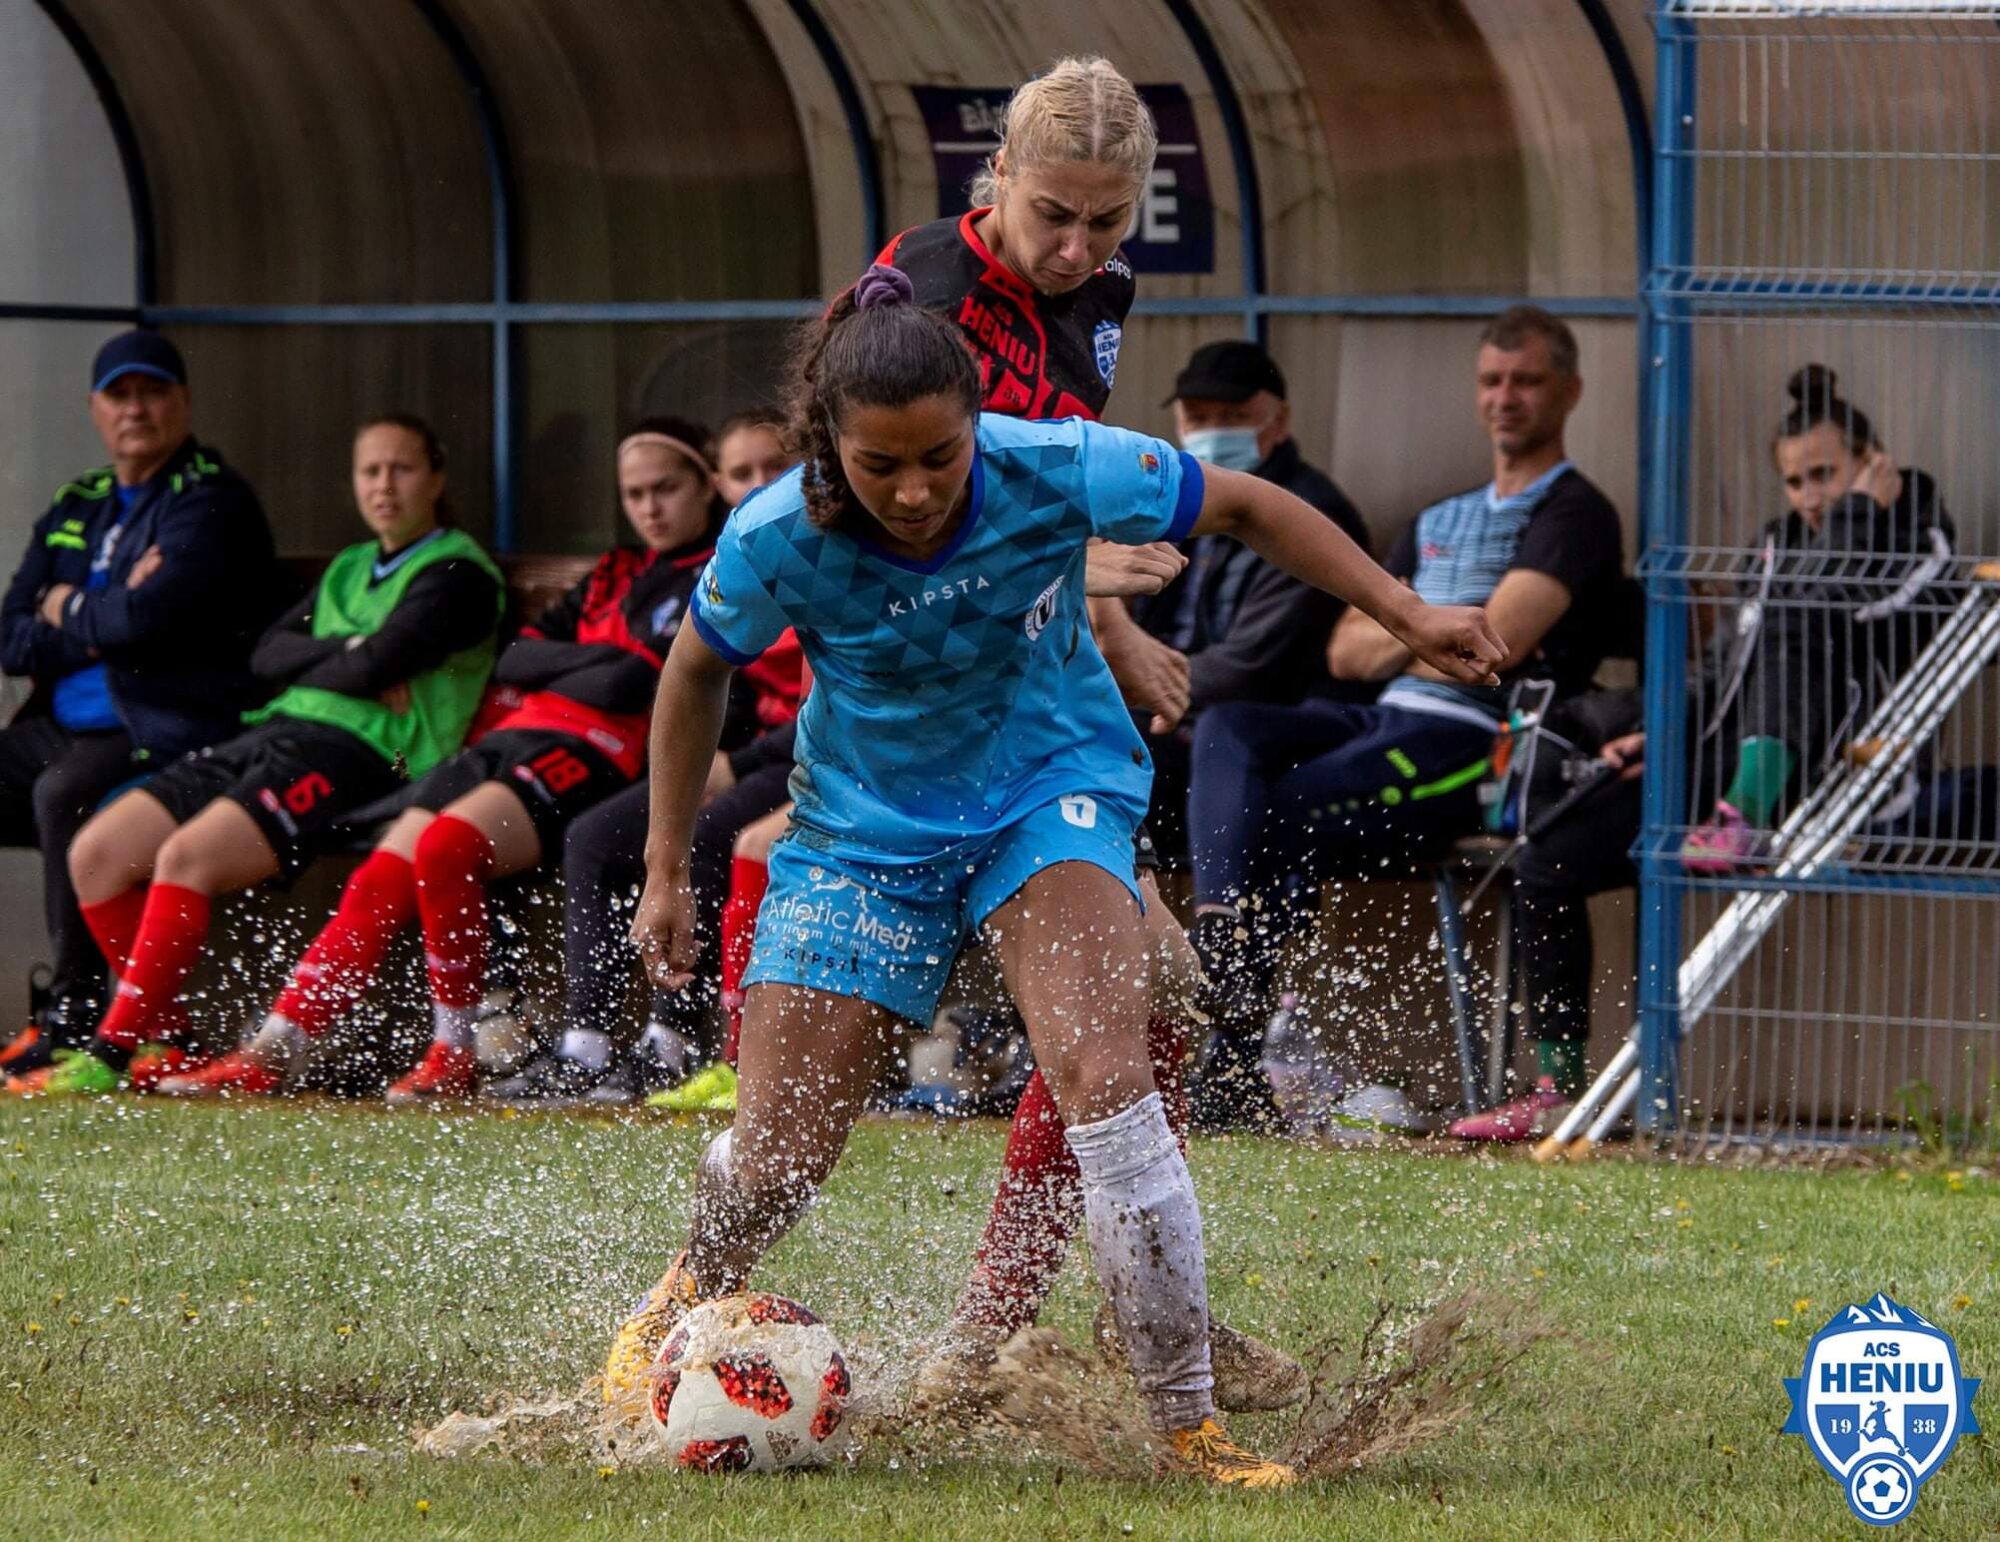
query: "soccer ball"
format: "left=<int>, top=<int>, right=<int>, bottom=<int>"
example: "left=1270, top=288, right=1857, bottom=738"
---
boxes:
left=646, top=1293, right=851, bottom=1474
left=1851, top=1457, right=1912, bottom=1519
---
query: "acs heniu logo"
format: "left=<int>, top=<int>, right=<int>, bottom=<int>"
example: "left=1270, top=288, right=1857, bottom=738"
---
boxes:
left=1784, top=1293, right=1980, bottom=1526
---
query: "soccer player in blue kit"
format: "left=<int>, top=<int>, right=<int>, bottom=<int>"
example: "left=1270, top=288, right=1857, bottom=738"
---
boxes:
left=614, top=264, right=1504, bottom=1486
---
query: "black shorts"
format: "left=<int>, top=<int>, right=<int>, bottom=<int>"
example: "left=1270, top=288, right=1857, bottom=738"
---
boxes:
left=143, top=719, right=402, bottom=877
left=363, top=728, right=631, bottom=850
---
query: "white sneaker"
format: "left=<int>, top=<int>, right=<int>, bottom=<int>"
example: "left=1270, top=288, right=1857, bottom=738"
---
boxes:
left=1327, top=1083, right=1435, bottom=1134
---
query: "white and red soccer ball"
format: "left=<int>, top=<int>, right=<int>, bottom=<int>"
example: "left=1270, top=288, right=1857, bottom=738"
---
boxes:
left=646, top=1293, right=851, bottom=1474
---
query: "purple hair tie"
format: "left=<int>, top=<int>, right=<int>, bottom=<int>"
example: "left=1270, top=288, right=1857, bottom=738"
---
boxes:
left=853, top=263, right=915, bottom=310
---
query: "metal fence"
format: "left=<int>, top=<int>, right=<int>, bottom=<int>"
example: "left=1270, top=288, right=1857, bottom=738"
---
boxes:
left=1626, top=3, right=2000, bottom=1155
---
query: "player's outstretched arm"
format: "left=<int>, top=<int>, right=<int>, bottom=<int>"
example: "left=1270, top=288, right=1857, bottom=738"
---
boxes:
left=1190, top=464, right=1505, bottom=687
left=634, top=625, right=737, bottom=987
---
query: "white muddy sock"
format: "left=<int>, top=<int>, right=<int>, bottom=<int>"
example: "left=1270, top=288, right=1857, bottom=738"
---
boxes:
left=557, top=1027, right=614, bottom=1071
left=635, top=1020, right=693, bottom=1077
left=249, top=1014, right=306, bottom=1068
left=430, top=1002, right=478, bottom=1052
left=1063, top=1091, right=1216, bottom=1432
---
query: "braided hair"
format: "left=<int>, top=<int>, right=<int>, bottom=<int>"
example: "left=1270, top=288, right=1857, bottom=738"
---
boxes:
left=785, top=264, right=981, bottom=529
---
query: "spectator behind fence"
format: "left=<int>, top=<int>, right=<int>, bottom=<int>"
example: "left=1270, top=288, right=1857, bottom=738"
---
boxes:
left=488, top=410, right=805, bottom=1109
left=0, top=332, right=282, bottom=1076
left=158, top=416, right=737, bottom=1103
left=1455, top=368, right=1956, bottom=1142
left=1681, top=365, right=1956, bottom=872
left=1103, top=338, right=1370, bottom=862
left=1183, top=305, right=1625, bottom=1129
left=17, top=415, right=505, bottom=1098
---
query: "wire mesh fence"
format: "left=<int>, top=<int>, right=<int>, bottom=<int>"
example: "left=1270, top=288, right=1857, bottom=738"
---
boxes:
left=1598, top=5, right=2000, bottom=1156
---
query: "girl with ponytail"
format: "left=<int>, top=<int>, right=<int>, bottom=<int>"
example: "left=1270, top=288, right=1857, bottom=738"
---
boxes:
left=606, top=261, right=1502, bottom=1485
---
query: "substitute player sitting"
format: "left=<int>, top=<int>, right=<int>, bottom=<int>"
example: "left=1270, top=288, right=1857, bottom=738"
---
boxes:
left=607, top=265, right=1502, bottom=1487
left=33, top=415, right=503, bottom=1096
left=158, top=418, right=728, bottom=1101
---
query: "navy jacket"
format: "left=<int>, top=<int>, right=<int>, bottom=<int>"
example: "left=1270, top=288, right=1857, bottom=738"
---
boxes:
left=1132, top=437, right=1371, bottom=713
left=1, top=437, right=287, bottom=757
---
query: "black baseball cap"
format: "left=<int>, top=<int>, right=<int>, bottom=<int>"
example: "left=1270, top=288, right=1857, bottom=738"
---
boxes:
left=91, top=330, right=187, bottom=393
left=1163, top=339, right=1286, bottom=405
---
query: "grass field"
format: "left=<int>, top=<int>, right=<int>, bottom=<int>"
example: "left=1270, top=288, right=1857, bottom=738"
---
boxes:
left=0, top=1098, right=1994, bottom=1540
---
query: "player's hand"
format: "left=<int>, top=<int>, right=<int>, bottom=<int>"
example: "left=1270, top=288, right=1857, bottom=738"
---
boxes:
left=379, top=682, right=412, bottom=714
left=701, top=751, right=737, bottom=805
left=1100, top=620, right=1192, bottom=733
left=631, top=865, right=700, bottom=989
left=1085, top=540, right=1187, bottom=598
left=39, top=584, right=75, bottom=627
left=125, top=544, right=164, bottom=589
left=1393, top=601, right=1506, bottom=687
left=1601, top=731, right=1647, bottom=781
left=1850, top=448, right=1903, bottom=512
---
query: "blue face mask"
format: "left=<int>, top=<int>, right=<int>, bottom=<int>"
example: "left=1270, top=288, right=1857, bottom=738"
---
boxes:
left=1180, top=426, right=1263, bottom=473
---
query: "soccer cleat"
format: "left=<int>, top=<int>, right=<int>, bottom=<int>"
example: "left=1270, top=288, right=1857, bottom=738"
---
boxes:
left=385, top=1042, right=479, bottom=1106
left=646, top=1062, right=738, bottom=1114
left=1448, top=1076, right=1573, bottom=1143
left=1681, top=800, right=1764, bottom=875
left=586, top=1032, right=694, bottom=1107
left=154, top=1050, right=285, bottom=1098
left=602, top=1250, right=701, bottom=1403
left=36, top=1048, right=122, bottom=1097
left=481, top=1051, right=605, bottom=1107
left=1167, top=1418, right=1298, bottom=1488
left=0, top=1026, right=45, bottom=1073
left=907, top=1322, right=1007, bottom=1418
left=127, top=1045, right=208, bottom=1093
left=1212, top=1321, right=1310, bottom=1413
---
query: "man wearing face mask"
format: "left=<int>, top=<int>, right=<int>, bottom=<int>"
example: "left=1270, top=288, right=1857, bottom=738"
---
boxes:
left=1117, top=340, right=1369, bottom=861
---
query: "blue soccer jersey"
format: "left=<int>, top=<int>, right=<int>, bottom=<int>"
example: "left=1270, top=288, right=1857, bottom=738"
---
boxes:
left=692, top=412, right=1204, bottom=863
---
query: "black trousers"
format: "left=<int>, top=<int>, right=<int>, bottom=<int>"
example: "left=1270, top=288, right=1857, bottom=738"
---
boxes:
left=0, top=716, right=144, bottom=1018
left=558, top=762, right=793, bottom=1055
left=1512, top=772, right=1643, bottom=1047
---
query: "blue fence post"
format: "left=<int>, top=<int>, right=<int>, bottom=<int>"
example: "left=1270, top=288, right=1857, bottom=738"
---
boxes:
left=1637, top=7, right=1698, bottom=1139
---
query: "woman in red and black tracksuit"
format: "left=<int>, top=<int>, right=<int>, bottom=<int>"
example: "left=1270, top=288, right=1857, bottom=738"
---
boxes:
left=162, top=418, right=728, bottom=1102
left=493, top=412, right=804, bottom=1109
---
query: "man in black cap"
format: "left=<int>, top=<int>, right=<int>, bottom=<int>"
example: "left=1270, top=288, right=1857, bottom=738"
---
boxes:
left=0, top=330, right=282, bottom=1070
left=1096, top=337, right=1371, bottom=861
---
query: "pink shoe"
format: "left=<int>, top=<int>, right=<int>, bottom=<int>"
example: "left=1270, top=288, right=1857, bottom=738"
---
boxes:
left=1449, top=1076, right=1572, bottom=1143
left=1681, top=800, right=1763, bottom=875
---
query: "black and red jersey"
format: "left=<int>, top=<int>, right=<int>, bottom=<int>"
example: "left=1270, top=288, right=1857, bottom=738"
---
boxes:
left=478, top=542, right=713, bottom=778
left=877, top=208, right=1135, bottom=422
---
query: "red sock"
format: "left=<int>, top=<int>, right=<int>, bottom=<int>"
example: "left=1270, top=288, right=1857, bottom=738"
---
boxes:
left=94, top=884, right=210, bottom=1050
left=413, top=816, right=495, bottom=1011
left=1148, top=1012, right=1192, bottom=1150
left=719, top=855, right=769, bottom=1067
left=81, top=887, right=147, bottom=977
left=271, top=850, right=417, bottom=1036
left=960, top=1068, right=1078, bottom=1335
left=956, top=1012, right=1192, bottom=1334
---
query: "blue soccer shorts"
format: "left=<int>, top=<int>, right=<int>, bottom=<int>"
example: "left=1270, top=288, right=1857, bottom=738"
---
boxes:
left=743, top=793, right=1145, bottom=1024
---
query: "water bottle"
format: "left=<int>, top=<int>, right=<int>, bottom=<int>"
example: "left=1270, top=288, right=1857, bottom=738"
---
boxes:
left=1260, top=993, right=1342, bottom=1134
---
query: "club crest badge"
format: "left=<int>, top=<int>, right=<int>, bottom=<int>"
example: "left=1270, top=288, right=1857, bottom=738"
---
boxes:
left=1783, top=1293, right=1980, bottom=1526
left=1093, top=319, right=1122, bottom=389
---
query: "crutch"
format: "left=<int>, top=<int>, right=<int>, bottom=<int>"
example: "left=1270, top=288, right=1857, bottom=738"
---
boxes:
left=1534, top=564, right=2000, bottom=1161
